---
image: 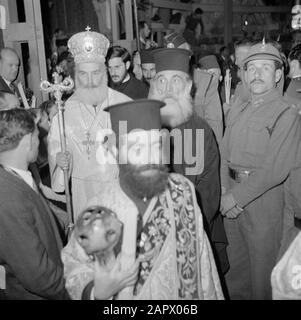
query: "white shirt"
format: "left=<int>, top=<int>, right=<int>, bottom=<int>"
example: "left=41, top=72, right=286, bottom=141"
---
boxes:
left=3, top=78, right=11, bottom=87
left=7, top=166, right=36, bottom=191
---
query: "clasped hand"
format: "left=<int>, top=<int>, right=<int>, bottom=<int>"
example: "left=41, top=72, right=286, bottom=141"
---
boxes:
left=220, top=193, right=243, bottom=220
left=56, top=151, right=72, bottom=170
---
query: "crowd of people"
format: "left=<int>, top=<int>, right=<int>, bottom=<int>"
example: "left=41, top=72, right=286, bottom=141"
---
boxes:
left=1, top=20, right=301, bottom=300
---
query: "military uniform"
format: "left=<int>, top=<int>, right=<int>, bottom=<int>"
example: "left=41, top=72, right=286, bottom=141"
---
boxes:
left=278, top=107, right=301, bottom=260
left=220, top=43, right=301, bottom=300
left=221, top=88, right=300, bottom=300
left=227, top=64, right=285, bottom=126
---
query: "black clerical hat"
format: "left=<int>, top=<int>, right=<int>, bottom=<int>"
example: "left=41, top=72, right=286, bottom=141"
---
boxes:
left=140, top=49, right=155, bottom=64
left=104, top=99, right=164, bottom=137
left=153, top=48, right=190, bottom=74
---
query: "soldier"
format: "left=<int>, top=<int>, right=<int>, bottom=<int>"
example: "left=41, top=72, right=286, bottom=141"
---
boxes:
left=164, top=32, right=191, bottom=51
left=220, top=42, right=301, bottom=300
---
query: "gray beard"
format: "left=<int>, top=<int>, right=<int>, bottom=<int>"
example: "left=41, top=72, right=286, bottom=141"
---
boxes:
left=75, top=86, right=108, bottom=106
left=161, top=96, right=193, bottom=128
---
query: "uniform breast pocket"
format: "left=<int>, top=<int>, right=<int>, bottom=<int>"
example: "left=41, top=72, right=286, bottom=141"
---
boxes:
left=245, top=121, right=270, bottom=157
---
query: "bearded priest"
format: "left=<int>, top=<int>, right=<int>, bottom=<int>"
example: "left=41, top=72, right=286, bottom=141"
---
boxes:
left=61, top=99, right=224, bottom=300
left=48, top=27, right=131, bottom=220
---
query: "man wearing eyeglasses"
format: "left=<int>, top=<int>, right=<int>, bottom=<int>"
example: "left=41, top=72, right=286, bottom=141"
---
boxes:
left=148, top=48, right=229, bottom=279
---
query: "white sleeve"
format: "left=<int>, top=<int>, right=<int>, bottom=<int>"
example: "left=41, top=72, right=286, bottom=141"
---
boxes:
left=47, top=114, right=68, bottom=192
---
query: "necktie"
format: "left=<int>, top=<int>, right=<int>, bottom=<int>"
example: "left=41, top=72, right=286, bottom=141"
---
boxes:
left=9, top=83, right=16, bottom=94
left=32, top=179, right=40, bottom=194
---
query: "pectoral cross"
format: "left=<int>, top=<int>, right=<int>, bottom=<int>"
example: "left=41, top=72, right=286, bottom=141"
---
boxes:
left=82, top=131, right=95, bottom=158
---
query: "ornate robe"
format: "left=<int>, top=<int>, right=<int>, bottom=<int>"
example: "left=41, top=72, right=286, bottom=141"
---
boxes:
left=61, top=173, right=224, bottom=300
left=48, top=88, right=131, bottom=220
left=271, top=231, right=301, bottom=300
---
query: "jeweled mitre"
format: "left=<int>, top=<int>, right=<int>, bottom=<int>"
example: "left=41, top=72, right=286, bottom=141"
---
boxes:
left=68, top=26, right=110, bottom=64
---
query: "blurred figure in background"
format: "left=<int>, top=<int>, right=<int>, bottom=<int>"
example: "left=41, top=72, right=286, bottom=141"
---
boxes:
left=106, top=46, right=149, bottom=99
left=284, top=43, right=301, bottom=104
left=140, top=50, right=157, bottom=86
left=132, top=50, right=143, bottom=81
left=139, top=21, right=157, bottom=50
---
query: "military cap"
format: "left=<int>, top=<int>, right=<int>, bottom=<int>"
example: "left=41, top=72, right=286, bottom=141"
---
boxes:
left=243, top=42, right=283, bottom=65
left=153, top=48, right=190, bottom=74
left=104, top=99, right=164, bottom=137
left=140, top=50, right=155, bottom=64
left=164, top=32, right=187, bottom=48
left=199, top=55, right=220, bottom=70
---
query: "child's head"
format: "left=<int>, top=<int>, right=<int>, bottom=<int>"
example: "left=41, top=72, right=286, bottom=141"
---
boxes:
left=39, top=99, right=58, bottom=122
left=33, top=100, right=57, bottom=132
left=27, top=108, right=43, bottom=125
left=75, top=206, right=123, bottom=257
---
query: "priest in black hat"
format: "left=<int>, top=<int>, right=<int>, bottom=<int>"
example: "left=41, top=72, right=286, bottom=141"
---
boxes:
left=149, top=48, right=229, bottom=278
left=61, top=99, right=224, bottom=300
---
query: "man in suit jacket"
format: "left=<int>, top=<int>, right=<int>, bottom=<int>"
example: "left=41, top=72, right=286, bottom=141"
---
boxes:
left=0, top=90, right=20, bottom=110
left=0, top=48, right=20, bottom=97
left=0, top=109, right=70, bottom=300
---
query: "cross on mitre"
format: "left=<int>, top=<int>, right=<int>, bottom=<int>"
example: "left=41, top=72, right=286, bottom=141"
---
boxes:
left=85, top=26, right=91, bottom=32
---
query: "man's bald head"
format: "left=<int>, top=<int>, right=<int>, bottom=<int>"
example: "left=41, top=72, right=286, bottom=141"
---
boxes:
left=0, top=47, right=20, bottom=82
left=0, top=48, right=19, bottom=59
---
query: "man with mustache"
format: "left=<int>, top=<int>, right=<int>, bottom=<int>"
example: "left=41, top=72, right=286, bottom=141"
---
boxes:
left=226, top=40, right=286, bottom=124
left=61, top=99, right=224, bottom=300
left=220, top=42, right=301, bottom=300
left=48, top=28, right=131, bottom=220
left=149, top=48, right=229, bottom=280
left=106, top=45, right=149, bottom=99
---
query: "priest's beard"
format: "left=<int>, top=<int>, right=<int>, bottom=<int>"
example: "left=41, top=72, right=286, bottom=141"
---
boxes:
left=76, top=74, right=108, bottom=106
left=160, top=93, right=193, bottom=128
left=119, top=163, right=169, bottom=200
